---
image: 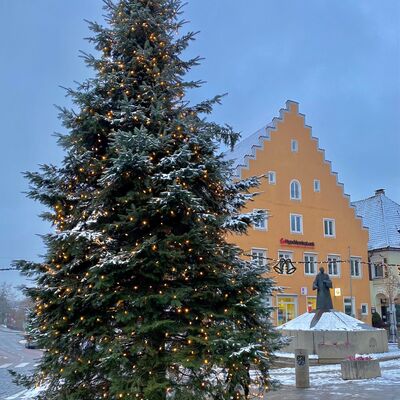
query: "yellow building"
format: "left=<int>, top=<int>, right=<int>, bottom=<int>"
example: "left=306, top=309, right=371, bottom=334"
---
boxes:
left=229, top=100, right=371, bottom=325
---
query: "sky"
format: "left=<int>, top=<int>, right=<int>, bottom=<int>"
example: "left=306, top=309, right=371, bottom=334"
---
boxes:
left=0, top=0, right=399, bottom=289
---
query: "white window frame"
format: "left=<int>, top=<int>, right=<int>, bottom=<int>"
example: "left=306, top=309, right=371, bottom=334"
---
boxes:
left=327, top=255, right=341, bottom=277
left=290, top=213, right=303, bottom=234
left=343, top=296, right=355, bottom=316
left=323, top=218, right=336, bottom=237
left=372, top=262, right=384, bottom=279
left=290, top=179, right=302, bottom=200
left=291, top=139, right=299, bottom=153
left=350, top=257, right=362, bottom=278
left=251, top=248, right=267, bottom=267
left=268, top=171, right=276, bottom=185
left=278, top=250, right=293, bottom=261
left=264, top=296, right=274, bottom=308
left=314, top=179, right=320, bottom=192
left=253, top=209, right=268, bottom=231
left=278, top=250, right=293, bottom=275
left=304, top=253, right=317, bottom=275
left=361, top=303, right=369, bottom=316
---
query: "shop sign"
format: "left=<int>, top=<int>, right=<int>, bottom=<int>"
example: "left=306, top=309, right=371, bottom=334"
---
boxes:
left=280, top=238, right=315, bottom=248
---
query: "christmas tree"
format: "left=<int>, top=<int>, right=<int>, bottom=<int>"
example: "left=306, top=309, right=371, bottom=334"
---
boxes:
left=15, top=1, right=280, bottom=399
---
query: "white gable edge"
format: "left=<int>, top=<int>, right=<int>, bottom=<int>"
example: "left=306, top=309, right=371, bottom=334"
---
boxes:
left=233, top=101, right=293, bottom=178
left=308, top=131, right=368, bottom=232
left=233, top=100, right=368, bottom=232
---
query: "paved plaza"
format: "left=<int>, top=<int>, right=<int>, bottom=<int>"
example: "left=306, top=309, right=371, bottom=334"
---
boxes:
left=263, top=356, right=400, bottom=400
left=1, top=325, right=399, bottom=400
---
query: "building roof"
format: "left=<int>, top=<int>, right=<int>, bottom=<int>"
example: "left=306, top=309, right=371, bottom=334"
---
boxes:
left=226, top=100, right=301, bottom=177
left=352, top=190, right=400, bottom=251
left=227, top=124, right=274, bottom=177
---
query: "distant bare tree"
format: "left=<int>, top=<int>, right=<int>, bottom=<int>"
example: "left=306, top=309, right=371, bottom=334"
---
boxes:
left=0, top=283, right=13, bottom=325
left=383, top=264, right=400, bottom=342
left=0, top=284, right=32, bottom=330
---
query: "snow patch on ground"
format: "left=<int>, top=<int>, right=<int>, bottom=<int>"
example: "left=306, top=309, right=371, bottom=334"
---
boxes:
left=274, top=351, right=319, bottom=359
left=271, top=358, right=400, bottom=387
left=20, top=387, right=45, bottom=399
left=356, top=343, right=400, bottom=360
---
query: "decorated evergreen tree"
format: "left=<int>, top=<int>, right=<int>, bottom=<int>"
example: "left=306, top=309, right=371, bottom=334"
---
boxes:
left=15, top=1, right=281, bottom=399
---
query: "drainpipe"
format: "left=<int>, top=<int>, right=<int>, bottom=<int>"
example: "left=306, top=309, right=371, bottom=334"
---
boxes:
left=349, top=246, right=354, bottom=317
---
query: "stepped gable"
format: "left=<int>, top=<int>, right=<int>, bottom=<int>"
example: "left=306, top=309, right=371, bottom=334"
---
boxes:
left=276, top=311, right=378, bottom=332
left=226, top=100, right=366, bottom=227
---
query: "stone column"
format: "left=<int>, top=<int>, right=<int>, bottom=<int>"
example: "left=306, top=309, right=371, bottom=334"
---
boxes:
left=295, top=349, right=310, bottom=388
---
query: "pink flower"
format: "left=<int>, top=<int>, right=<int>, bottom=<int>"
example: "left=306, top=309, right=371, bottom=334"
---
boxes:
left=347, top=356, right=372, bottom=361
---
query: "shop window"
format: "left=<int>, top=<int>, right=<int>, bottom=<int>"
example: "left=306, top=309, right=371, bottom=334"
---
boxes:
left=327, top=255, right=340, bottom=276
left=350, top=257, right=362, bottom=278
left=304, top=254, right=317, bottom=275
left=307, top=296, right=317, bottom=312
left=277, top=296, right=298, bottom=325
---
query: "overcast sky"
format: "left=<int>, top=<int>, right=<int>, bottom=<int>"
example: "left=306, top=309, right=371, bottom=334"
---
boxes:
left=0, top=0, right=399, bottom=288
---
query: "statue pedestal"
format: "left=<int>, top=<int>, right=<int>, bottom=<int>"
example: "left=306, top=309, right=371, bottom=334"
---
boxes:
left=276, top=310, right=389, bottom=362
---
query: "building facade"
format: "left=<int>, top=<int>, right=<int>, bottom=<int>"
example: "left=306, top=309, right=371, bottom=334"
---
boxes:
left=352, top=190, right=400, bottom=328
left=229, top=101, right=371, bottom=325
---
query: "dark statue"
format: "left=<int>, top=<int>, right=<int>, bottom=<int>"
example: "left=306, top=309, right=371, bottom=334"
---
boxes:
left=312, top=267, right=333, bottom=310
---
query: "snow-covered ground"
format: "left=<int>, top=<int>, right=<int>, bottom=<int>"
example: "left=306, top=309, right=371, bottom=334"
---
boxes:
left=271, top=358, right=400, bottom=388
left=271, top=344, right=400, bottom=391
left=13, top=345, right=400, bottom=399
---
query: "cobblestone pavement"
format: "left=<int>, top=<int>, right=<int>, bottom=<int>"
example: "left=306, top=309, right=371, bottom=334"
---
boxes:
left=0, top=327, right=41, bottom=400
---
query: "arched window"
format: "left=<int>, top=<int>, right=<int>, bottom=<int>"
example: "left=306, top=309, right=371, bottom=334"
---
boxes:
left=290, top=180, right=301, bottom=200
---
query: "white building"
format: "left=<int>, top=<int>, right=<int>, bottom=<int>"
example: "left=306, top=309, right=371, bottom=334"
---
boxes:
left=352, top=189, right=400, bottom=328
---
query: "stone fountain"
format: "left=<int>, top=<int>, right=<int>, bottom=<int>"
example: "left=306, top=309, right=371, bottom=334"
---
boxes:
left=276, top=267, right=388, bottom=362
